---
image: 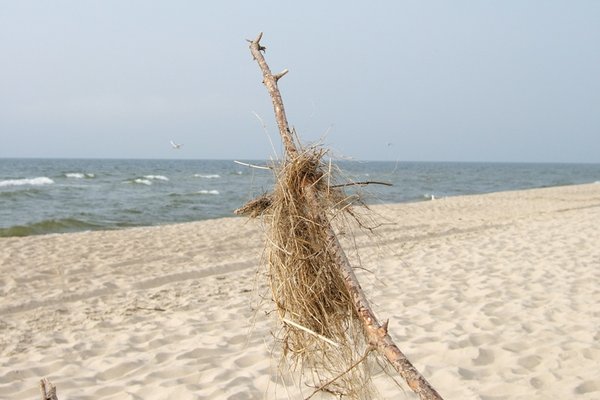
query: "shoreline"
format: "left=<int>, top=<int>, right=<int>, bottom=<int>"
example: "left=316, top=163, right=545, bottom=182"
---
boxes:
left=2, top=181, right=599, bottom=239
left=1, top=183, right=600, bottom=399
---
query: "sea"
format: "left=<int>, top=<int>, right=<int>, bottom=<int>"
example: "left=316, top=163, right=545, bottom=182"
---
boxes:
left=1, top=158, right=599, bottom=237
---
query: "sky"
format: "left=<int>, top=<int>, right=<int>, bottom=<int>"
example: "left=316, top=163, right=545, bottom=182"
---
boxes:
left=1, top=1, right=599, bottom=162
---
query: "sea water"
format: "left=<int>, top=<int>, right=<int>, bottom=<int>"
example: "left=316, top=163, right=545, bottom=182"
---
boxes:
left=1, top=158, right=599, bottom=237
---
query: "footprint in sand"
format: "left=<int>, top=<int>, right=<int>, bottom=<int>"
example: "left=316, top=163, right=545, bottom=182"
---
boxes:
left=473, top=348, right=495, bottom=366
left=502, top=341, right=530, bottom=352
left=92, top=386, right=123, bottom=397
left=468, top=333, right=496, bottom=346
left=153, top=352, right=173, bottom=363
left=517, top=354, right=542, bottom=370
left=96, top=361, right=143, bottom=381
left=575, top=380, right=600, bottom=394
left=233, top=352, right=267, bottom=369
left=458, top=367, right=478, bottom=380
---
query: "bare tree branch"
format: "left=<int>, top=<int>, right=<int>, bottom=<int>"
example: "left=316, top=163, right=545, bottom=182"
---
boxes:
left=246, top=33, right=444, bottom=400
left=248, top=32, right=297, bottom=158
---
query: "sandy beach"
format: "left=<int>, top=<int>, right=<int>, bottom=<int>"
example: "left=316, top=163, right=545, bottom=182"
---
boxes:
left=1, top=183, right=599, bottom=399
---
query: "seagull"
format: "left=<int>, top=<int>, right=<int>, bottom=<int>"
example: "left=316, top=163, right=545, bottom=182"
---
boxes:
left=170, top=140, right=182, bottom=149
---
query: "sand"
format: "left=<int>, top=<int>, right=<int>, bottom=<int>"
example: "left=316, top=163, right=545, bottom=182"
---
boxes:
left=1, top=183, right=599, bottom=399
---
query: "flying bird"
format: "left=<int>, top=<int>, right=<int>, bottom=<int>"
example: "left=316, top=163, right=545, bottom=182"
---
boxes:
left=170, top=140, right=182, bottom=149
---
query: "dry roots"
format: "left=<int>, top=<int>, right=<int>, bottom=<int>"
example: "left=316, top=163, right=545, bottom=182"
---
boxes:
left=239, top=147, right=376, bottom=399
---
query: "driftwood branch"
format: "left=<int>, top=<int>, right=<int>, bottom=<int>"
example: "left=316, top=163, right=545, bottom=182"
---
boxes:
left=248, top=32, right=297, bottom=158
left=248, top=32, right=443, bottom=400
left=40, top=378, right=58, bottom=400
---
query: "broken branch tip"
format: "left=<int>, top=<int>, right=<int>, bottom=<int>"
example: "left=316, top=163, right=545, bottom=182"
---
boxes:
left=274, top=68, right=289, bottom=81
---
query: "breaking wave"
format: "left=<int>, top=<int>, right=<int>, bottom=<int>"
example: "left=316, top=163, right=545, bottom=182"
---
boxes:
left=144, top=175, right=169, bottom=181
left=65, top=172, right=95, bottom=179
left=126, top=175, right=169, bottom=186
left=197, top=189, right=220, bottom=195
left=0, top=177, right=54, bottom=188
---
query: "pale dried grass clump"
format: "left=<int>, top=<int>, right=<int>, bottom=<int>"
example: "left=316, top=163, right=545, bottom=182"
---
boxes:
left=254, top=147, right=376, bottom=399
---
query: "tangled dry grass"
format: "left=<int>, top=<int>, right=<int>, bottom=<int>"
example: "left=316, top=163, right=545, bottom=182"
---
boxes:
left=237, top=146, right=378, bottom=399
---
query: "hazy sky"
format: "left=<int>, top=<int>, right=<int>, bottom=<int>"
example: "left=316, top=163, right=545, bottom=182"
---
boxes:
left=1, top=1, right=599, bottom=162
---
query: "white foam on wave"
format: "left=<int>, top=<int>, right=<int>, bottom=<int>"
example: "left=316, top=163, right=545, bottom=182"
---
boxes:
left=194, top=174, right=220, bottom=179
left=0, top=177, right=54, bottom=188
left=65, top=172, right=95, bottom=179
left=197, top=189, right=220, bottom=195
left=133, top=178, right=153, bottom=186
left=144, top=175, right=169, bottom=181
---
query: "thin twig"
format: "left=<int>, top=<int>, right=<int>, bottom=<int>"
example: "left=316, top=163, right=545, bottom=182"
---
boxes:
left=132, top=306, right=166, bottom=312
left=305, top=346, right=375, bottom=400
left=251, top=110, right=279, bottom=158
left=331, top=181, right=392, bottom=188
left=234, top=160, right=272, bottom=170
left=282, top=317, right=340, bottom=348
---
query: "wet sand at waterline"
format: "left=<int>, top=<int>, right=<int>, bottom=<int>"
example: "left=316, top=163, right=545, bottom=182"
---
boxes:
left=1, top=183, right=599, bottom=399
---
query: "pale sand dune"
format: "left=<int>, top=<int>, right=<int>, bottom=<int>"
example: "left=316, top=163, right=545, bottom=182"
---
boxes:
left=1, top=184, right=599, bottom=399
